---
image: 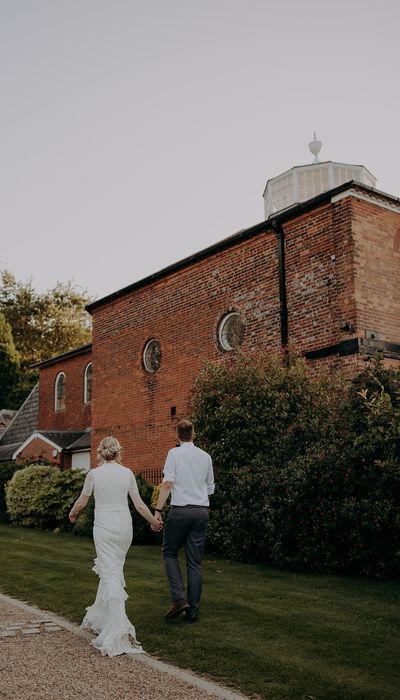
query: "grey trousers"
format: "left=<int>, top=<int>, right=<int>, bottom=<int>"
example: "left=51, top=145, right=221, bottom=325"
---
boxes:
left=162, top=506, right=209, bottom=614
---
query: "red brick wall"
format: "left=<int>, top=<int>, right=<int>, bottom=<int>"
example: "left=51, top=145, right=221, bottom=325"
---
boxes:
left=284, top=199, right=356, bottom=352
left=90, top=195, right=400, bottom=478
left=351, top=198, right=400, bottom=344
left=17, top=437, right=72, bottom=469
left=91, top=230, right=281, bottom=475
left=17, top=437, right=61, bottom=465
left=38, top=352, right=92, bottom=431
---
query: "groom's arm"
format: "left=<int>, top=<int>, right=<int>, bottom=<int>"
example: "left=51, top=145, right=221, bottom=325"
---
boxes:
left=154, top=481, right=172, bottom=522
left=154, top=449, right=175, bottom=521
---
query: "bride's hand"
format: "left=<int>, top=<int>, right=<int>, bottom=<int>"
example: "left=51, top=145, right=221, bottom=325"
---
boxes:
left=151, top=518, right=163, bottom=531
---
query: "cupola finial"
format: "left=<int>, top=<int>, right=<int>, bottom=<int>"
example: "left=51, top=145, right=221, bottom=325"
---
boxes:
left=308, top=132, right=322, bottom=163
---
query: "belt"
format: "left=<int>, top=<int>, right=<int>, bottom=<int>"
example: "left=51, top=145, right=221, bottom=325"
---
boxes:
left=171, top=505, right=209, bottom=509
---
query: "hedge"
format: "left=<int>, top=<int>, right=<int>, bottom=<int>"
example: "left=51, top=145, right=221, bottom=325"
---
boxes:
left=5, top=464, right=85, bottom=530
left=0, top=461, right=24, bottom=522
left=190, top=353, right=400, bottom=578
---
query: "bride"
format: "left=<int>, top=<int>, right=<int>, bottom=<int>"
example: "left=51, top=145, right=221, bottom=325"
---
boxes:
left=69, top=436, right=162, bottom=657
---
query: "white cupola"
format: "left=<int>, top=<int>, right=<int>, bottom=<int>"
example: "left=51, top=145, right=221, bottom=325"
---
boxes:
left=263, top=134, right=377, bottom=219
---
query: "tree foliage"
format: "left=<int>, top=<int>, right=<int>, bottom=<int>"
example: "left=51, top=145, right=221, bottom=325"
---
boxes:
left=0, top=311, right=21, bottom=408
left=0, top=270, right=93, bottom=367
left=0, top=269, right=93, bottom=406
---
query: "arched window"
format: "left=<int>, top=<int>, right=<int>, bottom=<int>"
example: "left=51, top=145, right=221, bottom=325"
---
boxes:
left=218, top=312, right=245, bottom=351
left=55, top=372, right=66, bottom=411
left=84, top=362, right=93, bottom=404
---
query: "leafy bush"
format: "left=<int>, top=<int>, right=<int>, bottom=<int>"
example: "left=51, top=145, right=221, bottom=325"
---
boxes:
left=191, top=353, right=343, bottom=473
left=6, top=464, right=85, bottom=530
left=190, top=353, right=400, bottom=578
left=0, top=461, right=24, bottom=522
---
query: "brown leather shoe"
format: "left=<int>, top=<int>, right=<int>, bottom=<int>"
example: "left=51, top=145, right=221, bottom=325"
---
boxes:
left=165, top=600, right=190, bottom=620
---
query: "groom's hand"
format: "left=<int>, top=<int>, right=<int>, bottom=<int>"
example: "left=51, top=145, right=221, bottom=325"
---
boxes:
left=152, top=510, right=163, bottom=531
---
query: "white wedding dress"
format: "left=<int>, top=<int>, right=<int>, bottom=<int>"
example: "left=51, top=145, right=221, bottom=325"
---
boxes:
left=80, top=462, right=145, bottom=657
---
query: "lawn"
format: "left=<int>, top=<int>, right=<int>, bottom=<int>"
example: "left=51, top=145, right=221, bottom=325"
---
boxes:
left=0, top=523, right=399, bottom=700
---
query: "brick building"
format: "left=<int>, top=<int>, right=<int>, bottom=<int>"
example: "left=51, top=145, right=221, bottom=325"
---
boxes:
left=2, top=144, right=399, bottom=481
left=86, top=166, right=400, bottom=480
left=3, top=345, right=93, bottom=469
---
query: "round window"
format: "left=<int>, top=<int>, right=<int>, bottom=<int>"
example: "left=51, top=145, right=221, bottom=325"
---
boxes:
left=143, top=339, right=162, bottom=373
left=218, top=312, right=244, bottom=351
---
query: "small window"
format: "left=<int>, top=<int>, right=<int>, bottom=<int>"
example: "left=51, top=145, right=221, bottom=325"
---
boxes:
left=218, top=312, right=244, bottom=351
left=143, top=339, right=162, bottom=373
left=84, top=362, right=92, bottom=404
left=55, top=372, right=66, bottom=411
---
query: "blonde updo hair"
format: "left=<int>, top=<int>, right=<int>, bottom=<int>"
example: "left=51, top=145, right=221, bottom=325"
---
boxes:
left=97, top=436, right=122, bottom=463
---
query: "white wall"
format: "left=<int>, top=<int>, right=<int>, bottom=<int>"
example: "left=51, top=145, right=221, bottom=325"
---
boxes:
left=71, top=451, right=91, bottom=472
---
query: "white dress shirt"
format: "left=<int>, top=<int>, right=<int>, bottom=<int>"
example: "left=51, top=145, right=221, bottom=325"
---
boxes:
left=162, top=442, right=215, bottom=506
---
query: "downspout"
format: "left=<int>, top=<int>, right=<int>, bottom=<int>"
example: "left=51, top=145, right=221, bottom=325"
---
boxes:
left=271, top=219, right=288, bottom=348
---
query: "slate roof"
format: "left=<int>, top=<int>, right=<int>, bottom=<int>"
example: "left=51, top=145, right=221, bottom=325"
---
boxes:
left=35, top=431, right=86, bottom=450
left=0, top=410, right=17, bottom=435
left=0, top=384, right=39, bottom=446
left=0, top=442, right=22, bottom=461
left=0, top=386, right=90, bottom=462
left=65, top=431, right=91, bottom=452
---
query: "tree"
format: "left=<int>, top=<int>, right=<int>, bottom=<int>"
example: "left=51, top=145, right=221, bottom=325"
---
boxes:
left=0, top=270, right=93, bottom=367
left=0, top=270, right=93, bottom=406
left=0, top=311, right=21, bottom=408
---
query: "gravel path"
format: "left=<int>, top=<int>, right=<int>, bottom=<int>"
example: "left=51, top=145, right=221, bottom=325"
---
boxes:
left=0, top=594, right=249, bottom=700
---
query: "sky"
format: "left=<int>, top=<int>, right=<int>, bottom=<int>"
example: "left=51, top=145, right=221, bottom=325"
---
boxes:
left=1, top=0, right=399, bottom=302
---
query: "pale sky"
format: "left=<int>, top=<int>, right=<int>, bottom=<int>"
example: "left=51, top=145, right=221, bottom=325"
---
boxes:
left=1, top=0, right=399, bottom=302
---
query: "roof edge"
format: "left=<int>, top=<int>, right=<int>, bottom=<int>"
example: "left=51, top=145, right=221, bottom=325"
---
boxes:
left=87, top=180, right=400, bottom=313
left=31, top=343, right=92, bottom=369
left=12, top=430, right=87, bottom=459
left=12, top=431, right=62, bottom=459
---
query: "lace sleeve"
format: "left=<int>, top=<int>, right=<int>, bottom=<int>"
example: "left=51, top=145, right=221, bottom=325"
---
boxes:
left=128, top=472, right=139, bottom=501
left=82, top=470, right=94, bottom=497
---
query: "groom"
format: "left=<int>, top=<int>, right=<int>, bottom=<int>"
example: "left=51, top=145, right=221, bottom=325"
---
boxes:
left=153, top=420, right=214, bottom=623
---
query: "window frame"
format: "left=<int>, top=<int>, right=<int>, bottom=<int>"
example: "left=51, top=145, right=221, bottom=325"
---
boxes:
left=54, top=371, right=66, bottom=412
left=218, top=311, right=244, bottom=352
left=83, top=362, right=93, bottom=404
left=143, top=339, right=162, bottom=373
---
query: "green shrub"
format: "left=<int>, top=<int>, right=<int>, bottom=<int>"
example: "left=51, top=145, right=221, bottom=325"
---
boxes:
left=271, top=446, right=400, bottom=578
left=191, top=353, right=343, bottom=473
left=190, top=352, right=400, bottom=578
left=6, top=464, right=85, bottom=530
left=0, top=461, right=24, bottom=522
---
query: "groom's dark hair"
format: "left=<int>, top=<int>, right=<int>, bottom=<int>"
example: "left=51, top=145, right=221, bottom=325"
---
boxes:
left=176, top=420, right=194, bottom=442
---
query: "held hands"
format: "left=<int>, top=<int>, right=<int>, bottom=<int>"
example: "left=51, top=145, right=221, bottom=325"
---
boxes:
left=151, top=511, right=164, bottom=532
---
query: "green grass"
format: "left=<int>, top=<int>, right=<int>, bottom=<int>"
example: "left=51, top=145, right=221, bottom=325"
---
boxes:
left=0, top=524, right=399, bottom=700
